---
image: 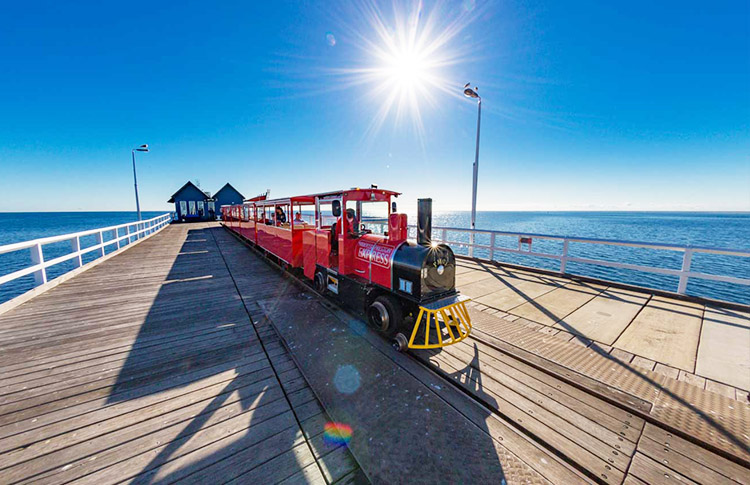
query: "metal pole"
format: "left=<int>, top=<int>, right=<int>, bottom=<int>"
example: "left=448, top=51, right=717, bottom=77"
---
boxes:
left=132, top=150, right=142, bottom=221
left=470, top=98, right=481, bottom=230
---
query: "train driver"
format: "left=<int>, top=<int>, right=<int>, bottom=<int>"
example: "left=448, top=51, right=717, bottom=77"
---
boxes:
left=344, top=208, right=360, bottom=237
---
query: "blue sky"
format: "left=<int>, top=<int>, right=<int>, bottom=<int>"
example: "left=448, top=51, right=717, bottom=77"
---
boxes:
left=0, top=0, right=748, bottom=212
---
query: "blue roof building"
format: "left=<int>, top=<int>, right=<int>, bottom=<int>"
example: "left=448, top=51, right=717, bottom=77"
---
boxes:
left=213, top=183, right=245, bottom=215
left=168, top=181, right=246, bottom=221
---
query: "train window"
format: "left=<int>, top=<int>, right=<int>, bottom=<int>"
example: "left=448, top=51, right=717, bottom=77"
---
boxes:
left=292, top=204, right=315, bottom=226
left=276, top=204, right=290, bottom=229
left=360, top=201, right=390, bottom=234
left=318, top=202, right=337, bottom=229
left=264, top=206, right=275, bottom=224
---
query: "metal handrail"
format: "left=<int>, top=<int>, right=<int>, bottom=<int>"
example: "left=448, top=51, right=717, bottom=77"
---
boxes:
left=407, top=224, right=750, bottom=296
left=0, top=213, right=173, bottom=291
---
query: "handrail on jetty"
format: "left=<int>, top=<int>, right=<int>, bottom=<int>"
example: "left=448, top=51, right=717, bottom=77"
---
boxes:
left=0, top=213, right=172, bottom=295
left=403, top=224, right=750, bottom=298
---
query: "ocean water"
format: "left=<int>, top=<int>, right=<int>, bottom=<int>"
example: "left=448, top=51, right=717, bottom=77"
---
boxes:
left=428, top=211, right=750, bottom=305
left=0, top=211, right=748, bottom=306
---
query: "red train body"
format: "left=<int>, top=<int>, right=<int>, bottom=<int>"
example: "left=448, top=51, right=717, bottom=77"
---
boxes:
left=222, top=187, right=471, bottom=351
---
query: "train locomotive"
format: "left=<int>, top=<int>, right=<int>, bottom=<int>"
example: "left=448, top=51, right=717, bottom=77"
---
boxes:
left=222, top=187, right=471, bottom=351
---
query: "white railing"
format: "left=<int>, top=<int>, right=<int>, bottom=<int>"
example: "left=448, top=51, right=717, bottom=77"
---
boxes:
left=407, top=225, right=750, bottom=296
left=0, top=213, right=172, bottom=292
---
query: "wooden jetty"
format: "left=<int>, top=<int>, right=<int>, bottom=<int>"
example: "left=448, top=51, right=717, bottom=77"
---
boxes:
left=0, top=222, right=748, bottom=484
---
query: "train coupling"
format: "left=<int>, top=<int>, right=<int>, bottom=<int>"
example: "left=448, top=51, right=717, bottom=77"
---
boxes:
left=407, top=294, right=472, bottom=349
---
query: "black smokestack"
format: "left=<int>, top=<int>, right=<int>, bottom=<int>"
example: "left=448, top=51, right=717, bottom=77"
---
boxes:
left=417, top=198, right=432, bottom=246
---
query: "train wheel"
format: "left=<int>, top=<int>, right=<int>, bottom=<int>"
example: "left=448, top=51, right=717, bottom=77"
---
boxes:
left=392, top=333, right=408, bottom=352
left=367, top=295, right=402, bottom=336
left=313, top=271, right=326, bottom=294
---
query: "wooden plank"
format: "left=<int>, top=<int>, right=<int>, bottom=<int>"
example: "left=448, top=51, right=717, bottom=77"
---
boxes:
left=0, top=345, right=283, bottom=425
left=101, top=418, right=304, bottom=484
left=696, top=306, right=750, bottom=390
left=6, top=387, right=292, bottom=484
left=643, top=423, right=750, bottom=485
left=638, top=435, right=741, bottom=485
left=614, top=297, right=704, bottom=372
left=0, top=368, right=278, bottom=465
left=628, top=452, right=698, bottom=485
left=443, top=339, right=643, bottom=438
left=510, top=281, right=604, bottom=327
left=421, top=346, right=631, bottom=479
left=556, top=287, right=649, bottom=345
left=470, top=324, right=653, bottom=413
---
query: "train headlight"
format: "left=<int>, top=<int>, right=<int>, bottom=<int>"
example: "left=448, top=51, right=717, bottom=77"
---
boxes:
left=436, top=264, right=445, bottom=275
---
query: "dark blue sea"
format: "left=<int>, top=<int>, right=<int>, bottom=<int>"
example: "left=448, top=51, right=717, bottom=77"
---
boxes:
left=0, top=211, right=748, bottom=305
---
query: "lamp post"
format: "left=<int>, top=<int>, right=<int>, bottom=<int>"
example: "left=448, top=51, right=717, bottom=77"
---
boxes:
left=131, top=144, right=149, bottom=221
left=463, top=83, right=481, bottom=231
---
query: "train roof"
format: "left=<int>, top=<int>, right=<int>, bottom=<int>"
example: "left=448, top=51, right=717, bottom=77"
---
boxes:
left=248, top=187, right=401, bottom=206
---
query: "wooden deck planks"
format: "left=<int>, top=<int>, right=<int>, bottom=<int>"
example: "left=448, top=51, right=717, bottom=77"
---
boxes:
left=0, top=223, right=362, bottom=484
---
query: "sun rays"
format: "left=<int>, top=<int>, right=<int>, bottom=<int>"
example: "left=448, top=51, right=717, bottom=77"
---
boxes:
left=330, top=0, right=480, bottom=143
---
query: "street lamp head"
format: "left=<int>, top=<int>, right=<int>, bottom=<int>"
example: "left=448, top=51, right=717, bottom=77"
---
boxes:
left=463, top=83, right=480, bottom=99
left=134, top=144, right=149, bottom=152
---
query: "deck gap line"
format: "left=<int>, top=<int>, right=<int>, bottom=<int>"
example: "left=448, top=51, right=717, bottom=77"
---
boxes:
left=208, top=227, right=331, bottom=484
left=609, top=293, right=653, bottom=353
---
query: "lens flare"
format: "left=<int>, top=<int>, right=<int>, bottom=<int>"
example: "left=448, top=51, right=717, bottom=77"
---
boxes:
left=324, top=422, right=353, bottom=446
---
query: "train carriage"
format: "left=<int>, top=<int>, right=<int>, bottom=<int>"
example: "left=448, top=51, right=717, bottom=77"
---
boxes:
left=223, top=187, right=471, bottom=351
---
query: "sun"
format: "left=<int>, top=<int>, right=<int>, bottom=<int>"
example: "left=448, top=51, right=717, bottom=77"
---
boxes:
left=387, top=50, right=423, bottom=87
left=331, top=1, right=478, bottom=141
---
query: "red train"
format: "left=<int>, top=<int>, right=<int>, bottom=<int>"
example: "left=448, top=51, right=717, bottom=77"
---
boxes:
left=222, top=187, right=471, bottom=351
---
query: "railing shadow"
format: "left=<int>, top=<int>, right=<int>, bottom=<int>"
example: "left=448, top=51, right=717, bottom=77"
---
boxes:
left=101, top=225, right=315, bottom=483
left=467, top=260, right=750, bottom=457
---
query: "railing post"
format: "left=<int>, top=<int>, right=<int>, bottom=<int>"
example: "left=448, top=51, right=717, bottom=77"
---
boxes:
left=560, top=239, right=569, bottom=273
left=489, top=233, right=496, bottom=261
left=70, top=236, right=82, bottom=268
left=441, top=229, right=447, bottom=243
left=114, top=228, right=120, bottom=249
left=677, top=248, right=693, bottom=294
left=126, top=225, right=131, bottom=244
left=469, top=231, right=475, bottom=258
left=29, top=243, right=47, bottom=286
left=96, top=231, right=105, bottom=257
